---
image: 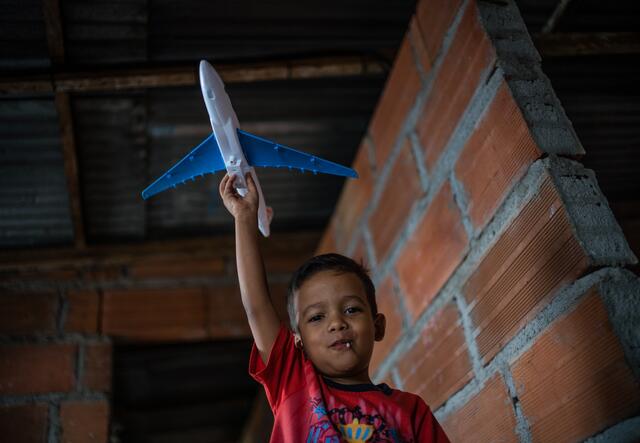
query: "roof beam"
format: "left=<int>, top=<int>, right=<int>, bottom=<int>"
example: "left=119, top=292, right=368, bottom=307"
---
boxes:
left=54, top=92, right=85, bottom=249
left=540, top=0, right=573, bottom=35
left=535, top=32, right=640, bottom=57
left=0, top=56, right=386, bottom=95
left=42, top=0, right=65, bottom=64
left=0, top=231, right=320, bottom=271
left=42, top=0, right=87, bottom=249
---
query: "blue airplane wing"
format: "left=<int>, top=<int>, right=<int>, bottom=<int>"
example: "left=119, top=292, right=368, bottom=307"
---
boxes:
left=237, top=129, right=358, bottom=178
left=141, top=133, right=225, bottom=200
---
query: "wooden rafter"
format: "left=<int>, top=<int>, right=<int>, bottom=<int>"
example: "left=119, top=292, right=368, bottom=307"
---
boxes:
left=54, top=92, right=85, bottom=249
left=534, top=32, right=640, bottom=57
left=540, top=0, right=573, bottom=35
left=0, top=231, right=321, bottom=271
left=0, top=56, right=386, bottom=95
left=42, top=0, right=86, bottom=249
left=42, top=0, right=65, bottom=64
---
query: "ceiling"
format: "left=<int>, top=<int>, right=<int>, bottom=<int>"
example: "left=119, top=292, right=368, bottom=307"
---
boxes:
left=1, top=0, right=413, bottom=249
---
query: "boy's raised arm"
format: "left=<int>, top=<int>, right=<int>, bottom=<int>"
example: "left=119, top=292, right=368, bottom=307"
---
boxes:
left=219, top=173, right=280, bottom=363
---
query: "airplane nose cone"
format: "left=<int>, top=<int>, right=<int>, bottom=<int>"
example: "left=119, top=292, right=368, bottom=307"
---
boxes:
left=199, top=60, right=224, bottom=99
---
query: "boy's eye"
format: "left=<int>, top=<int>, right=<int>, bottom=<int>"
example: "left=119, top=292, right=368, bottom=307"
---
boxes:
left=308, top=314, right=324, bottom=323
left=345, top=306, right=362, bottom=315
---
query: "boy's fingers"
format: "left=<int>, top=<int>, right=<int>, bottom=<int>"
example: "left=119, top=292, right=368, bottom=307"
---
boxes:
left=226, top=176, right=237, bottom=196
left=222, top=174, right=234, bottom=196
left=224, top=173, right=233, bottom=187
left=222, top=174, right=234, bottom=197
left=219, top=174, right=228, bottom=195
left=245, top=173, right=256, bottom=192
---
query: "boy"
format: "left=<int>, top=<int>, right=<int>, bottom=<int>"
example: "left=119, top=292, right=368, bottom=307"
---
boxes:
left=220, top=173, right=450, bottom=442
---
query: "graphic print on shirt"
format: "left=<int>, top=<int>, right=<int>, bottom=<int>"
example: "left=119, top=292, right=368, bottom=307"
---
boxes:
left=307, top=397, right=413, bottom=443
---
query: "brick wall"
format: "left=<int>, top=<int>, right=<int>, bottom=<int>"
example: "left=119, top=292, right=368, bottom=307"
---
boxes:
left=318, top=1, right=640, bottom=441
left=0, top=249, right=294, bottom=442
left=0, top=290, right=111, bottom=443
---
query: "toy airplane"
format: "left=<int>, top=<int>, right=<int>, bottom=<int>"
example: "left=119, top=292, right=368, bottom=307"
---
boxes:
left=141, top=60, right=358, bottom=237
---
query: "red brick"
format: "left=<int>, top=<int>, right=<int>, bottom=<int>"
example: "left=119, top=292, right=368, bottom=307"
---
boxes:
left=463, top=175, right=591, bottom=363
left=396, top=182, right=468, bottom=319
left=332, top=145, right=375, bottom=248
left=129, top=257, right=225, bottom=279
left=79, top=265, right=122, bottom=282
left=409, top=16, right=432, bottom=75
left=441, top=374, right=518, bottom=442
left=511, top=289, right=640, bottom=442
left=0, top=292, right=58, bottom=334
left=82, top=342, right=112, bottom=392
left=415, top=0, right=464, bottom=60
left=0, top=344, right=76, bottom=394
left=396, top=303, right=472, bottom=409
left=370, top=35, right=422, bottom=169
left=206, top=286, right=251, bottom=339
left=0, top=404, right=49, bottom=443
left=0, top=268, right=79, bottom=283
left=264, top=254, right=305, bottom=274
left=102, top=287, right=208, bottom=341
left=370, top=140, right=423, bottom=261
left=455, top=82, right=542, bottom=230
left=60, top=400, right=109, bottom=443
left=417, top=1, right=496, bottom=171
left=64, top=290, right=100, bottom=334
left=370, top=277, right=404, bottom=374
left=44, top=268, right=79, bottom=281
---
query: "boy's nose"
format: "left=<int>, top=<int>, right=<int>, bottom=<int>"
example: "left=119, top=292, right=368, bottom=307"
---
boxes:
left=328, top=315, right=348, bottom=332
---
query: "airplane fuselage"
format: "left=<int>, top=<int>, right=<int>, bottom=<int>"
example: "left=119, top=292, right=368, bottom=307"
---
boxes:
left=199, top=60, right=271, bottom=235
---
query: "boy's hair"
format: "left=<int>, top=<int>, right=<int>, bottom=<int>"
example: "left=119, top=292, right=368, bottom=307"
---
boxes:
left=287, top=253, right=377, bottom=332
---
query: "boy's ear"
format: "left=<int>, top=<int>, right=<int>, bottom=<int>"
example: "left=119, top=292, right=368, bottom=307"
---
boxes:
left=374, top=313, right=386, bottom=341
left=294, top=334, right=304, bottom=349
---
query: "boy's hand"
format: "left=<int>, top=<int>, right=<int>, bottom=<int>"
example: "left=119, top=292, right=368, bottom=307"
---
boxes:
left=219, top=173, right=259, bottom=222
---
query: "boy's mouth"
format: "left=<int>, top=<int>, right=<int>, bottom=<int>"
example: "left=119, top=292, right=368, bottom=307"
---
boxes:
left=330, top=338, right=353, bottom=350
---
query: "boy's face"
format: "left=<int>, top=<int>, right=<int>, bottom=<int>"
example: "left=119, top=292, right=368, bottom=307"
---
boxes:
left=294, top=270, right=385, bottom=384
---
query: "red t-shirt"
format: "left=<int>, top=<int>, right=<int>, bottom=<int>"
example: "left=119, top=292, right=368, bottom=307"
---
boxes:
left=249, top=324, right=450, bottom=442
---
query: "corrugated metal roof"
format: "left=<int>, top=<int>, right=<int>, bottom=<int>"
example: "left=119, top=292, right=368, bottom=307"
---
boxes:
left=541, top=54, right=640, bottom=201
left=516, top=0, right=640, bottom=33
left=74, top=94, right=148, bottom=242
left=0, top=0, right=51, bottom=70
left=148, top=0, right=411, bottom=62
left=60, top=0, right=412, bottom=67
left=0, top=98, right=74, bottom=247
left=555, top=0, right=640, bottom=32
left=62, top=0, right=148, bottom=66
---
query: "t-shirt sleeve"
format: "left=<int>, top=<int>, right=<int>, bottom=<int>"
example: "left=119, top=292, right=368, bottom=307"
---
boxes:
left=248, top=323, right=305, bottom=411
left=414, top=397, right=451, bottom=443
